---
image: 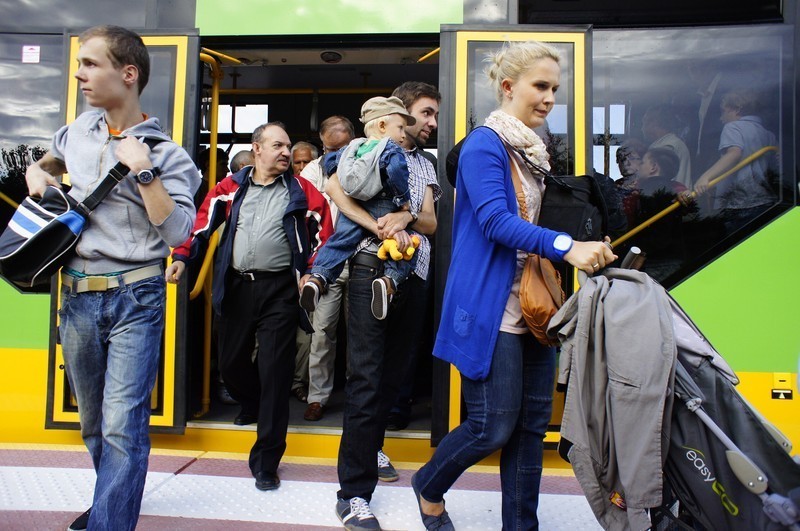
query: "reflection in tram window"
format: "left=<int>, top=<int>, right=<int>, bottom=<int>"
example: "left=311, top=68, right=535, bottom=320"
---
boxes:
left=620, top=148, right=695, bottom=282
left=694, top=89, right=778, bottom=236
left=466, top=41, right=576, bottom=173
left=593, top=26, right=792, bottom=288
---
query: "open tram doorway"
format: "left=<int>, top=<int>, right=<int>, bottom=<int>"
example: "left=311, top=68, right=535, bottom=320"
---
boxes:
left=184, top=34, right=447, bottom=442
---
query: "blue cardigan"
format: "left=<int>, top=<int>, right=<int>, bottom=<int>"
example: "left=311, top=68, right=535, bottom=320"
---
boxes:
left=433, top=127, right=570, bottom=380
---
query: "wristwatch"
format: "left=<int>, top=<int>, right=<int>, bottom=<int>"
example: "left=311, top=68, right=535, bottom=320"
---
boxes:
left=408, top=210, right=419, bottom=225
left=135, top=166, right=160, bottom=185
left=553, top=234, right=573, bottom=254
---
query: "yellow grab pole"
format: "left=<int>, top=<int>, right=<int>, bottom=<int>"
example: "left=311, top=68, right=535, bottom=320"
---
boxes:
left=610, top=146, right=778, bottom=249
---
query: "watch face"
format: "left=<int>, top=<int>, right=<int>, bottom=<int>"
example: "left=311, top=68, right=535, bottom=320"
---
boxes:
left=553, top=234, right=573, bottom=252
left=137, top=169, right=155, bottom=184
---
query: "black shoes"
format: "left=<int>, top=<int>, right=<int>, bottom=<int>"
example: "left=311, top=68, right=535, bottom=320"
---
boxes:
left=67, top=508, right=91, bottom=530
left=234, top=411, right=257, bottom=425
left=254, top=471, right=281, bottom=491
left=385, top=412, right=410, bottom=431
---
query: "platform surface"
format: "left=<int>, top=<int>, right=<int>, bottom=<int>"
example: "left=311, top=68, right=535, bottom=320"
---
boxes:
left=0, top=444, right=602, bottom=530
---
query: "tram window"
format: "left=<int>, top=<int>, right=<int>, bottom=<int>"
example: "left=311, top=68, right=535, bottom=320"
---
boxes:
left=204, top=104, right=269, bottom=136
left=593, top=107, right=605, bottom=135
left=465, top=40, right=577, bottom=174
left=73, top=46, right=179, bottom=137
left=0, top=33, right=64, bottom=232
left=592, top=25, right=793, bottom=288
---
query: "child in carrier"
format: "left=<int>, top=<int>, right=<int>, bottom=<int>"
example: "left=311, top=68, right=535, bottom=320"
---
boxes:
left=300, top=96, right=417, bottom=320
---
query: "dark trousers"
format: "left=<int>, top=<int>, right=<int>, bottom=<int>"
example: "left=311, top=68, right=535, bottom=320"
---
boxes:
left=218, top=269, right=298, bottom=476
left=337, top=255, right=421, bottom=501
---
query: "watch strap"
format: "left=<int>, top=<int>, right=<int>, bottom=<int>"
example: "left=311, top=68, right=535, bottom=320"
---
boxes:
left=79, top=138, right=162, bottom=212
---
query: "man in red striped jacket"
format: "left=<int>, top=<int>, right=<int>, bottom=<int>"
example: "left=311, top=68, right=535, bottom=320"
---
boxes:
left=166, top=122, right=332, bottom=492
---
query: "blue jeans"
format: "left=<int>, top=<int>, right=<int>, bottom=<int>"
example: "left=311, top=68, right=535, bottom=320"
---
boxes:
left=337, top=257, right=416, bottom=501
left=414, top=332, right=556, bottom=530
left=311, top=196, right=416, bottom=287
left=59, top=274, right=165, bottom=531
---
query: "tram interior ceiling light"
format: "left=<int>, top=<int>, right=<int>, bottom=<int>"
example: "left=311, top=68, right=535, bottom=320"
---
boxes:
left=320, top=50, right=343, bottom=64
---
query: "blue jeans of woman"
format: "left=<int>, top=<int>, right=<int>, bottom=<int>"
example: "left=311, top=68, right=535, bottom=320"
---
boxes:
left=414, top=332, right=556, bottom=530
left=59, top=275, right=165, bottom=531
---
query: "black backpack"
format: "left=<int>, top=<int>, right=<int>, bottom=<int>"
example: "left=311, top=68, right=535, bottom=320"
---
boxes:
left=445, top=127, right=612, bottom=242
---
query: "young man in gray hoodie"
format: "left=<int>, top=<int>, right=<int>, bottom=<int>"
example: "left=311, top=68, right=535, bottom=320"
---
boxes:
left=25, top=25, right=199, bottom=531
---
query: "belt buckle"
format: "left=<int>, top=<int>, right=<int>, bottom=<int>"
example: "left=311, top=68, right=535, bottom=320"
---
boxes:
left=243, top=272, right=255, bottom=281
left=86, top=277, right=109, bottom=292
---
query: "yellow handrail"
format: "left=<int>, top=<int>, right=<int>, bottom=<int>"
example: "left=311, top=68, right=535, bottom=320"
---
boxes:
left=610, top=146, right=778, bottom=249
left=192, top=52, right=226, bottom=418
left=0, top=190, right=19, bottom=209
left=418, top=47, right=440, bottom=63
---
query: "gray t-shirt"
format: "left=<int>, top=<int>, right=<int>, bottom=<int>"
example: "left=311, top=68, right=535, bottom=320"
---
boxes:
left=232, top=172, right=291, bottom=272
left=714, top=115, right=777, bottom=210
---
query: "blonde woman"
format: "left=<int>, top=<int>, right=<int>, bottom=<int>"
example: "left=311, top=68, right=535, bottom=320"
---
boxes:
left=411, top=41, right=615, bottom=530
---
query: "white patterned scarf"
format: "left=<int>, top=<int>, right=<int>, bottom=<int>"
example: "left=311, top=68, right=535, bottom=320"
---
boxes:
left=484, top=110, right=551, bottom=172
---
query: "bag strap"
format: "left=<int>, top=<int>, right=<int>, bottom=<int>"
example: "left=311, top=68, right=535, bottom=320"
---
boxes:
left=505, top=146, right=533, bottom=223
left=79, top=137, right=163, bottom=213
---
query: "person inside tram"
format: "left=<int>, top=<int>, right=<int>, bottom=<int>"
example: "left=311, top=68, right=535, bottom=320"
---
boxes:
left=693, top=88, right=778, bottom=235
left=196, top=146, right=229, bottom=202
left=625, top=147, right=693, bottom=281
left=24, top=25, right=200, bottom=531
left=300, top=96, right=419, bottom=322
left=615, top=137, right=647, bottom=186
left=290, top=140, right=321, bottom=406
left=299, top=115, right=356, bottom=422
left=230, top=149, right=254, bottom=173
left=166, top=122, right=333, bottom=493
left=641, top=104, right=693, bottom=189
left=291, top=140, right=317, bottom=175
left=412, top=41, right=615, bottom=531
left=320, top=88, right=441, bottom=528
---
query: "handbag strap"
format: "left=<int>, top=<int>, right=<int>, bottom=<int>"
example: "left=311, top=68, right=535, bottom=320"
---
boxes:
left=79, top=137, right=163, bottom=213
left=505, top=146, right=533, bottom=223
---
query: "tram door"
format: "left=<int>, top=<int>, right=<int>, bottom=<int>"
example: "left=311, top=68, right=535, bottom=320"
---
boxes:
left=436, top=27, right=591, bottom=440
left=46, top=33, right=200, bottom=432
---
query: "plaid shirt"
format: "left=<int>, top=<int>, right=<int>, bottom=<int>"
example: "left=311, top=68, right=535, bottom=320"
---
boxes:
left=356, top=147, right=442, bottom=281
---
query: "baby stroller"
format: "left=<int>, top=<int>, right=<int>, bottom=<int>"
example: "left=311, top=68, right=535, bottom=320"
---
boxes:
left=553, top=264, right=800, bottom=530
left=654, top=295, right=800, bottom=530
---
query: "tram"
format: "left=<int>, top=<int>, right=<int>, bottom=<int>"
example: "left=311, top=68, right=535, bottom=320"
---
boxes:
left=1, top=0, right=798, bottom=465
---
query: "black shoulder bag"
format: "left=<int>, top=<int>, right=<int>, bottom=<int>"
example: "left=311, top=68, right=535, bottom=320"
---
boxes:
left=445, top=126, right=609, bottom=242
left=0, top=138, right=162, bottom=289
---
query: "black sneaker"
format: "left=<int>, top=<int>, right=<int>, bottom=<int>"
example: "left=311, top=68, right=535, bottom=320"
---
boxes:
left=377, top=450, right=399, bottom=482
left=300, top=275, right=324, bottom=313
left=370, top=278, right=391, bottom=320
left=336, top=497, right=381, bottom=530
left=67, top=508, right=91, bottom=531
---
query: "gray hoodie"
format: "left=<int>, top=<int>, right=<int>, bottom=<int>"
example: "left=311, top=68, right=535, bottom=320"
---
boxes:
left=50, top=111, right=199, bottom=274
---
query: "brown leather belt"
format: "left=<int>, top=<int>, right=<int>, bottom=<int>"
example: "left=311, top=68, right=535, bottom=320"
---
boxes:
left=61, top=264, right=163, bottom=293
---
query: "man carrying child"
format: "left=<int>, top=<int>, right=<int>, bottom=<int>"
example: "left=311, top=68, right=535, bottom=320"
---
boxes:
left=300, top=96, right=418, bottom=320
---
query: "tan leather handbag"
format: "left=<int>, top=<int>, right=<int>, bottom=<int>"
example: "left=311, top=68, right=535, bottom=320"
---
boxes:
left=508, top=151, right=564, bottom=346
